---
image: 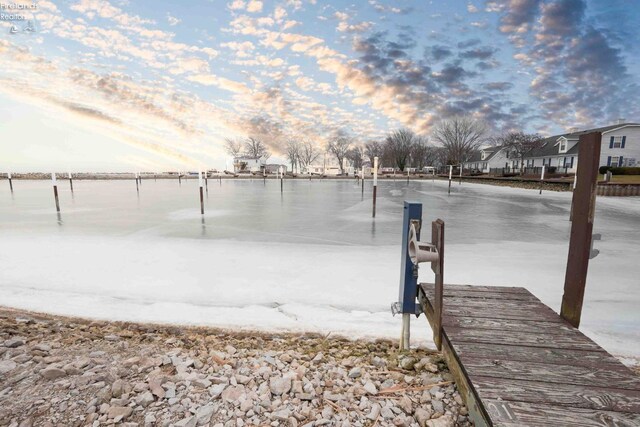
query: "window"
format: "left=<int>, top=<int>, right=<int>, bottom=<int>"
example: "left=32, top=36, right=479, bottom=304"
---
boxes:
left=559, top=140, right=567, bottom=152
left=612, top=136, right=623, bottom=148
left=610, top=156, right=619, bottom=166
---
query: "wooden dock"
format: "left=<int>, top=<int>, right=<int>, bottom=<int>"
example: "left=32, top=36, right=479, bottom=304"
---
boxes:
left=417, top=283, right=640, bottom=426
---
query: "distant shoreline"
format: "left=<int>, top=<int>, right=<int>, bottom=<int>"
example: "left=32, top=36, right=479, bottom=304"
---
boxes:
left=2, top=172, right=575, bottom=191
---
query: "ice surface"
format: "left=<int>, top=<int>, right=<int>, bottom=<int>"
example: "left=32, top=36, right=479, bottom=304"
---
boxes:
left=1, top=179, right=638, bottom=364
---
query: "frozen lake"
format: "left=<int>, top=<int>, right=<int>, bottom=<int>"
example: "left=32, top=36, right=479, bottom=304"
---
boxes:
left=1, top=178, right=639, bottom=363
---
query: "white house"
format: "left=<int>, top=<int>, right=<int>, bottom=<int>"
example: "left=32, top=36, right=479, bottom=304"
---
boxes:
left=233, top=156, right=265, bottom=173
left=463, top=147, right=509, bottom=173
left=523, top=122, right=639, bottom=172
left=303, top=154, right=354, bottom=176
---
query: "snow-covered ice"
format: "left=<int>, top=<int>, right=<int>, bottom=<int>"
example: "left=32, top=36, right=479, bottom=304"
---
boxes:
left=0, top=178, right=638, bottom=364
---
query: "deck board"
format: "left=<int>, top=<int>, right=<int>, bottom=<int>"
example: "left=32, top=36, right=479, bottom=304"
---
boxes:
left=417, top=283, right=640, bottom=426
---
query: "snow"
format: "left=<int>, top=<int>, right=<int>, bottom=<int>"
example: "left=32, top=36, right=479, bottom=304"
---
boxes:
left=0, top=179, right=638, bottom=365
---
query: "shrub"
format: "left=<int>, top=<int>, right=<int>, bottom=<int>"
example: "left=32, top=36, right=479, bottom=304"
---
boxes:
left=600, top=166, right=640, bottom=175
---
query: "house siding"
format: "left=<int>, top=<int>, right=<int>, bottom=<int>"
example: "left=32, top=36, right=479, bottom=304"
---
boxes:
left=601, top=126, right=640, bottom=168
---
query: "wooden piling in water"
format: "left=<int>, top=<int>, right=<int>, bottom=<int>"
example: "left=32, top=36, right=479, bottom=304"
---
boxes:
left=8, top=172, right=13, bottom=192
left=372, top=157, right=378, bottom=218
left=199, top=172, right=204, bottom=215
left=52, top=173, right=60, bottom=212
left=561, top=132, right=601, bottom=328
left=280, top=167, right=283, bottom=194
left=459, top=164, right=462, bottom=185
left=68, top=172, right=74, bottom=192
left=135, top=172, right=139, bottom=193
left=205, top=172, right=208, bottom=193
left=448, top=165, right=452, bottom=195
left=539, top=165, right=546, bottom=195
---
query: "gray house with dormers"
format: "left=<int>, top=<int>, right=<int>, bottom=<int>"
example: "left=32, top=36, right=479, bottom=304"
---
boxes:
left=465, top=122, right=639, bottom=174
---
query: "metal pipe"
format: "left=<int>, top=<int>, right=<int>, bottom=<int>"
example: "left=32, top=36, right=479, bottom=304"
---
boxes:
left=401, top=313, right=410, bottom=351
left=8, top=172, right=13, bottom=192
left=199, top=171, right=204, bottom=215
left=52, top=173, right=60, bottom=212
left=372, top=157, right=378, bottom=218
left=448, top=165, right=452, bottom=195
left=539, top=165, right=546, bottom=195
left=68, top=172, right=73, bottom=192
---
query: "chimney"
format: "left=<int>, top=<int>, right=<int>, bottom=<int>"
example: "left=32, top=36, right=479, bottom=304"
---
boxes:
left=617, top=118, right=626, bottom=125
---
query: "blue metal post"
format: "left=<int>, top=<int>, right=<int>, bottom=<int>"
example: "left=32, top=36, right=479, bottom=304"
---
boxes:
left=398, top=201, right=422, bottom=315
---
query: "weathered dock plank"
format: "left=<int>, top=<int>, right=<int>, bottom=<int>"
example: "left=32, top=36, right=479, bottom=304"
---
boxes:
left=417, top=283, right=640, bottom=427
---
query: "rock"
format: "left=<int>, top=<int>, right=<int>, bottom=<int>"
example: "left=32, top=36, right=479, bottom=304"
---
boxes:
left=363, top=381, right=378, bottom=395
left=432, top=399, right=444, bottom=416
left=367, top=404, right=381, bottom=420
left=272, top=408, right=291, bottom=420
left=426, top=415, right=455, bottom=427
left=111, top=379, right=127, bottom=398
left=196, top=404, right=215, bottom=425
left=221, top=385, right=246, bottom=403
left=4, top=337, right=25, bottom=348
left=104, top=334, right=120, bottom=341
left=209, top=384, right=227, bottom=399
left=149, top=379, right=165, bottom=399
left=40, top=367, right=67, bottom=380
left=175, top=416, right=197, bottom=427
left=348, top=367, right=362, bottom=379
left=136, top=391, right=154, bottom=407
left=414, top=408, right=433, bottom=427
left=32, top=343, right=51, bottom=352
left=269, top=376, right=291, bottom=396
left=107, top=406, right=132, bottom=420
left=399, top=396, right=413, bottom=414
left=0, top=360, right=17, bottom=374
left=399, top=356, right=417, bottom=371
left=192, top=378, right=212, bottom=388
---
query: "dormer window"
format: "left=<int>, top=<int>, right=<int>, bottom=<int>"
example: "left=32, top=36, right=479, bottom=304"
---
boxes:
left=559, top=140, right=567, bottom=153
left=481, top=151, right=486, bottom=160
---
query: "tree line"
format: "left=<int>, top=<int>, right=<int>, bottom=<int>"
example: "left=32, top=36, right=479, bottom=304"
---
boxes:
left=224, top=117, right=545, bottom=174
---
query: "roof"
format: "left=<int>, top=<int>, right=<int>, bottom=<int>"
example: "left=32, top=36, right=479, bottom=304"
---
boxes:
left=526, top=122, right=639, bottom=158
left=465, top=148, right=500, bottom=163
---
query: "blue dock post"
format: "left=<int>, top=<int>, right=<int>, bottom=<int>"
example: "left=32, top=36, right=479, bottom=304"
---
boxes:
left=394, top=201, right=423, bottom=350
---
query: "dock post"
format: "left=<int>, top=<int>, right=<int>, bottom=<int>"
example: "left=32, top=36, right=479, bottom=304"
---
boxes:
left=407, top=168, right=409, bottom=184
left=135, top=172, right=139, bottom=193
left=280, top=166, right=283, bottom=194
left=398, top=202, right=422, bottom=350
left=179, top=173, right=181, bottom=186
left=431, top=219, right=445, bottom=350
left=459, top=164, right=462, bottom=185
left=361, top=164, right=365, bottom=197
left=205, top=172, right=208, bottom=194
left=560, top=132, right=601, bottom=328
left=539, top=165, right=546, bottom=195
left=372, top=157, right=378, bottom=218
left=52, top=173, right=60, bottom=212
left=8, top=172, right=13, bottom=192
left=68, top=172, right=73, bottom=192
left=199, top=171, right=204, bottom=215
left=448, top=165, right=452, bottom=195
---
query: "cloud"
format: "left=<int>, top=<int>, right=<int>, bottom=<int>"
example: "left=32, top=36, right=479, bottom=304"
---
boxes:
left=495, top=0, right=640, bottom=128
left=167, top=14, right=181, bottom=26
left=467, top=3, right=479, bottom=13
left=246, top=0, right=263, bottom=13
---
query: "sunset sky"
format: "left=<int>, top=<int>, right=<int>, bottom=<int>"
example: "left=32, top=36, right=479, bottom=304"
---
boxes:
left=1, top=0, right=639, bottom=172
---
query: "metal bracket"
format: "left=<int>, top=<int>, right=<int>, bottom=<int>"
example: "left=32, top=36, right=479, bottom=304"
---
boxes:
left=590, top=233, right=601, bottom=259
left=391, top=301, right=422, bottom=317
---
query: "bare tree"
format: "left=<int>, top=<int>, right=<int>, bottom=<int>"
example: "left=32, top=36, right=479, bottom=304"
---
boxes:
left=346, top=146, right=365, bottom=170
left=364, top=140, right=384, bottom=166
left=300, top=141, right=320, bottom=170
left=224, top=138, right=243, bottom=157
left=410, top=136, right=436, bottom=170
left=431, top=117, right=487, bottom=165
left=244, top=137, right=269, bottom=159
left=497, top=131, right=544, bottom=174
left=327, top=136, right=352, bottom=175
left=384, top=129, right=415, bottom=171
left=285, top=140, right=301, bottom=173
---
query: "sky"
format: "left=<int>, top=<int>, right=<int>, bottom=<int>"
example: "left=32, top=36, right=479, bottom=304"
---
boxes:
left=1, top=0, right=639, bottom=172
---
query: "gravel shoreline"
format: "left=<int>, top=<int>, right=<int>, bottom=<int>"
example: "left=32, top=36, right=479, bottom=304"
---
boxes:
left=0, top=307, right=470, bottom=427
